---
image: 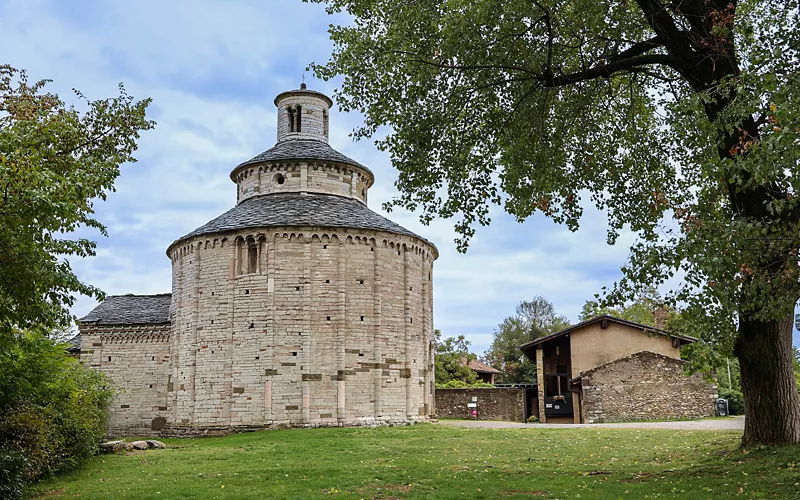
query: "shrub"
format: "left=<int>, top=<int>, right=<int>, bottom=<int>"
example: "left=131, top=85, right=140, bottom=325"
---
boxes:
left=0, top=448, right=27, bottom=500
left=718, top=388, right=745, bottom=416
left=0, top=330, right=113, bottom=498
left=436, top=379, right=494, bottom=389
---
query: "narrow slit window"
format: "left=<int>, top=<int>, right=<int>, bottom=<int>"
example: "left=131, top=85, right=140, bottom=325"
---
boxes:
left=287, top=106, right=295, bottom=132
left=296, top=105, right=302, bottom=132
left=248, top=245, right=258, bottom=273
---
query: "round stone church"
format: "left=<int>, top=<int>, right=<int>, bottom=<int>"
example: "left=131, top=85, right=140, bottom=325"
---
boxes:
left=77, top=85, right=438, bottom=435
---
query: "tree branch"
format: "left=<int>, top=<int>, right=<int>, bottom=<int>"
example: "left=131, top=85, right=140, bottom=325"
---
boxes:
left=539, top=54, right=683, bottom=87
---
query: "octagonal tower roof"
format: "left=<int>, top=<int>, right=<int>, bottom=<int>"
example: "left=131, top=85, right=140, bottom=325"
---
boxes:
left=168, top=85, right=435, bottom=255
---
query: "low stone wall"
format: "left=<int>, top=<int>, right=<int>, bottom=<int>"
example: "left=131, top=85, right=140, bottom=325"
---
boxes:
left=435, top=388, right=525, bottom=422
left=580, top=351, right=716, bottom=423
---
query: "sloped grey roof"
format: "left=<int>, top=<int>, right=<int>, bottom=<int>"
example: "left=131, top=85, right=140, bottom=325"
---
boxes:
left=66, top=334, right=81, bottom=353
left=234, top=139, right=371, bottom=176
left=519, top=314, right=697, bottom=353
left=79, top=294, right=172, bottom=325
left=172, top=193, right=435, bottom=250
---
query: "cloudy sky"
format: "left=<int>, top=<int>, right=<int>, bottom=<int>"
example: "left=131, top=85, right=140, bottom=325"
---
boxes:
left=2, top=0, right=797, bottom=353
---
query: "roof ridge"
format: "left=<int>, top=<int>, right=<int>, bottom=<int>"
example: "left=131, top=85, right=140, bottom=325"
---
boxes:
left=108, top=292, right=172, bottom=298
left=579, top=350, right=685, bottom=378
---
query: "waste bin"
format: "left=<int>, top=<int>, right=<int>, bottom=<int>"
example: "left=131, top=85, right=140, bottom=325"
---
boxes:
left=716, top=398, right=729, bottom=416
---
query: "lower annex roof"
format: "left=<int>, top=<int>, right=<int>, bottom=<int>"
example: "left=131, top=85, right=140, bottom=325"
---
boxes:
left=79, top=294, right=172, bottom=326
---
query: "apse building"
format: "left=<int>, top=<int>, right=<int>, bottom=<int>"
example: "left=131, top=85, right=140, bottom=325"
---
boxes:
left=77, top=85, right=438, bottom=435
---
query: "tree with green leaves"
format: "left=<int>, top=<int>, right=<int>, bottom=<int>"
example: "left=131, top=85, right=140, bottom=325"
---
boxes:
left=579, top=288, right=676, bottom=325
left=483, top=297, right=569, bottom=383
left=433, top=329, right=485, bottom=387
left=310, top=0, right=800, bottom=445
left=0, top=65, right=154, bottom=338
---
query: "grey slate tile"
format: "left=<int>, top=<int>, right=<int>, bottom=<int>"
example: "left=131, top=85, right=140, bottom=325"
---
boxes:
left=174, top=192, right=433, bottom=247
left=80, top=294, right=171, bottom=325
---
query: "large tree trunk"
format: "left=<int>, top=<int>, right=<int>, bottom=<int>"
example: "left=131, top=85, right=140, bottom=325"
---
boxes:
left=735, top=313, right=800, bottom=446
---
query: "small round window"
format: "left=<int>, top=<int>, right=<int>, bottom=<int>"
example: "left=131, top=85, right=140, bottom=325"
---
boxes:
left=274, top=173, right=285, bottom=185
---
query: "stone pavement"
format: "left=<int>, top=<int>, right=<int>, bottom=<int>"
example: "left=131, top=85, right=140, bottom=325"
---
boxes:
left=437, top=415, right=745, bottom=431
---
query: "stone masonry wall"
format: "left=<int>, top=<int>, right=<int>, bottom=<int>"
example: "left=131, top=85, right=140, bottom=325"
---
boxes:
left=276, top=92, right=330, bottom=143
left=168, top=226, right=436, bottom=432
left=581, top=351, right=716, bottom=423
left=435, top=388, right=525, bottom=422
left=234, top=162, right=372, bottom=204
left=78, top=324, right=171, bottom=436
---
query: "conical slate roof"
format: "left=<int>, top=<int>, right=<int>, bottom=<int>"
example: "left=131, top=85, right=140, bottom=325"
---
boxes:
left=173, top=193, right=434, bottom=248
left=233, top=139, right=370, bottom=176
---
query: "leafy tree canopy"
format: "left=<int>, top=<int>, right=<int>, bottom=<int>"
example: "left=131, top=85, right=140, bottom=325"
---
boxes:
left=310, top=0, right=800, bottom=445
left=482, top=297, right=569, bottom=383
left=0, top=66, right=154, bottom=338
left=578, top=287, right=682, bottom=328
left=433, top=329, right=488, bottom=387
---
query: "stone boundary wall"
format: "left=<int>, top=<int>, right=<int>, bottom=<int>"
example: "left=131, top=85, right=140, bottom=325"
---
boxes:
left=581, top=351, right=716, bottom=423
left=435, top=388, right=525, bottom=422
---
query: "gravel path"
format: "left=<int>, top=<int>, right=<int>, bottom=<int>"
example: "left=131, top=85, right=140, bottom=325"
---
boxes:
left=437, top=416, right=744, bottom=431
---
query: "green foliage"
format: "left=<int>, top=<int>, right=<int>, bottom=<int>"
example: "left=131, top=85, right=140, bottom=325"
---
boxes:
left=579, top=288, right=676, bottom=327
left=433, top=329, right=484, bottom=387
left=438, top=379, right=494, bottom=389
left=719, top=388, right=745, bottom=416
left=309, top=0, right=800, bottom=323
left=0, top=331, right=114, bottom=497
left=0, top=448, right=27, bottom=500
left=0, top=65, right=154, bottom=339
left=482, top=297, right=569, bottom=384
left=309, top=0, right=800, bottom=442
left=30, top=425, right=800, bottom=499
left=794, top=347, right=800, bottom=394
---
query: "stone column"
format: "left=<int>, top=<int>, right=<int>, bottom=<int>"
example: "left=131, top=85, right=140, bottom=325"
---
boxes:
left=373, top=241, right=382, bottom=418
left=421, top=255, right=430, bottom=417
left=301, top=237, right=311, bottom=423
left=536, top=347, right=546, bottom=423
left=336, top=237, right=347, bottom=422
left=403, top=246, right=413, bottom=419
left=265, top=235, right=276, bottom=423
left=189, top=243, right=201, bottom=424
left=170, top=251, right=183, bottom=424
left=223, top=241, right=236, bottom=425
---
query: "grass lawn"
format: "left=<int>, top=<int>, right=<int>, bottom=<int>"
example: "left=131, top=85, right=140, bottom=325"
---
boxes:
left=30, top=424, right=800, bottom=499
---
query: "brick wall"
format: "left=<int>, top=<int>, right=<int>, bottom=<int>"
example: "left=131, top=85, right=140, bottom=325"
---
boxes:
left=435, top=388, right=525, bottom=422
left=580, top=351, right=716, bottom=423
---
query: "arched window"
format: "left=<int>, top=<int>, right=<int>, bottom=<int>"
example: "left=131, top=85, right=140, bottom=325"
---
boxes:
left=248, top=245, right=258, bottom=274
left=323, top=110, right=329, bottom=138
left=245, top=236, right=258, bottom=274
left=295, top=105, right=302, bottom=132
left=287, top=106, right=295, bottom=132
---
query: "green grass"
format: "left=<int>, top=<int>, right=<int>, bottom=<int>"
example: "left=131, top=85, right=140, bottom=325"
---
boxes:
left=30, top=424, right=800, bottom=499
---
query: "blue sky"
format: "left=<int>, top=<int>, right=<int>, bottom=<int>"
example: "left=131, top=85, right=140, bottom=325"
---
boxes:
left=2, top=0, right=797, bottom=353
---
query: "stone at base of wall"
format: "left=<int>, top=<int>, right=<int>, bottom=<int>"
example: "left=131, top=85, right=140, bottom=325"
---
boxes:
left=108, top=416, right=435, bottom=438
